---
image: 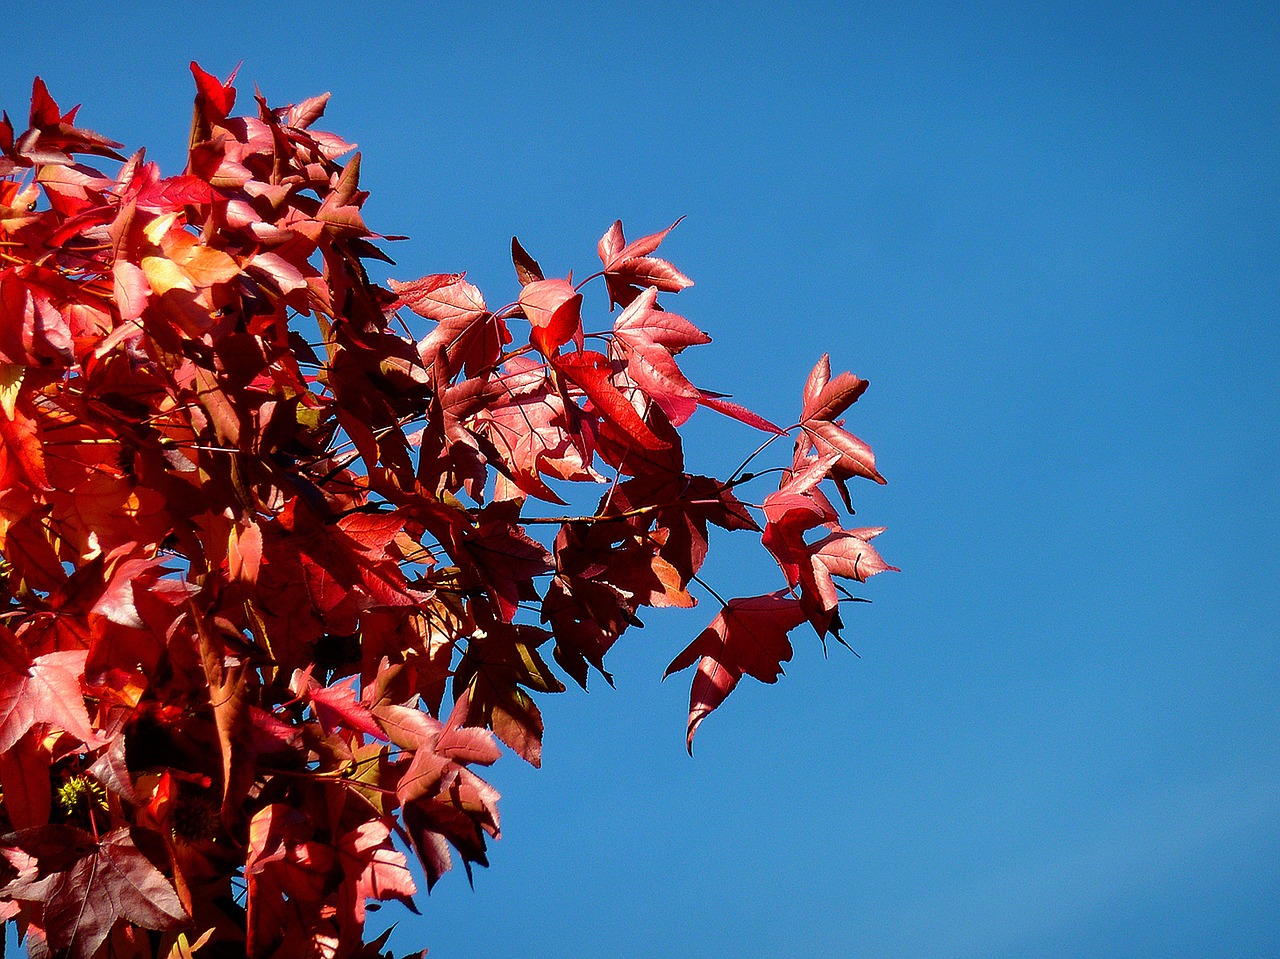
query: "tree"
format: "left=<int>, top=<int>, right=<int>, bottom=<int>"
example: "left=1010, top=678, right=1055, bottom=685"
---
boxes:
left=0, top=64, right=894, bottom=958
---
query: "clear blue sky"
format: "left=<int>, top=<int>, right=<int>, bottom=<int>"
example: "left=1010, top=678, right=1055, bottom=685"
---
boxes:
left=6, top=2, right=1278, bottom=956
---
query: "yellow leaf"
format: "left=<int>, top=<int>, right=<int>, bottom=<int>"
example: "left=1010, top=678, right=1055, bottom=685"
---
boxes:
left=143, top=211, right=181, bottom=246
left=0, top=363, right=23, bottom=418
left=142, top=255, right=196, bottom=295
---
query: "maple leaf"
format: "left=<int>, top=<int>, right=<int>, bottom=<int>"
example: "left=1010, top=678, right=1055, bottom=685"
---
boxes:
left=760, top=451, right=842, bottom=581
left=190, top=61, right=238, bottom=118
left=0, top=730, right=51, bottom=831
left=607, top=471, right=758, bottom=584
left=459, top=502, right=554, bottom=622
left=0, top=631, right=98, bottom=753
left=385, top=695, right=503, bottom=890
left=290, top=668, right=387, bottom=741
left=518, top=277, right=584, bottom=356
left=611, top=286, right=709, bottom=426
left=597, top=218, right=693, bottom=309
left=664, top=594, right=807, bottom=752
left=471, top=357, right=603, bottom=502
left=795, top=354, right=885, bottom=509
left=453, top=620, right=565, bottom=766
left=803, top=527, right=898, bottom=610
left=553, top=349, right=671, bottom=452
left=3, top=825, right=187, bottom=959
left=335, top=821, right=418, bottom=925
left=391, top=272, right=510, bottom=377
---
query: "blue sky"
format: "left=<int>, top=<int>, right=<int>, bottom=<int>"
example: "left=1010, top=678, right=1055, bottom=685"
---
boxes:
left=6, top=2, right=1279, bottom=956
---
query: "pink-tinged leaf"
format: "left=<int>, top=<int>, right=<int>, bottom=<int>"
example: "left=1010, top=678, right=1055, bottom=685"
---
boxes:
left=611, top=255, right=693, bottom=293
left=134, top=174, right=214, bottom=211
left=519, top=278, right=582, bottom=356
left=48, top=828, right=187, bottom=958
left=336, top=821, right=418, bottom=924
left=804, top=419, right=886, bottom=485
left=802, top=369, right=869, bottom=424
left=598, top=217, right=685, bottom=269
left=598, top=219, right=693, bottom=307
left=791, top=526, right=897, bottom=635
left=610, top=286, right=709, bottom=424
left=802, top=354, right=831, bottom=412
left=664, top=594, right=806, bottom=752
left=283, top=92, right=331, bottom=129
left=810, top=527, right=897, bottom=583
left=619, top=340, right=700, bottom=426
left=112, top=259, right=150, bottom=322
left=613, top=287, right=710, bottom=353
left=0, top=637, right=98, bottom=753
left=389, top=273, right=470, bottom=316
left=289, top=669, right=387, bottom=740
left=775, top=449, right=844, bottom=500
left=391, top=273, right=507, bottom=376
left=436, top=686, right=502, bottom=766
left=247, top=252, right=309, bottom=294
left=697, top=392, right=788, bottom=435
left=597, top=220, right=626, bottom=265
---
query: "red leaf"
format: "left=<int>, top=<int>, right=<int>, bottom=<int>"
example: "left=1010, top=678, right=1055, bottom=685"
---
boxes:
left=336, top=821, right=417, bottom=925
left=392, top=273, right=508, bottom=376
left=452, top=620, right=563, bottom=767
left=5, top=826, right=187, bottom=959
left=553, top=349, right=671, bottom=452
left=0, top=633, right=98, bottom=753
left=611, top=286, right=708, bottom=425
left=289, top=669, right=387, bottom=741
left=189, top=61, right=237, bottom=117
left=511, top=236, right=544, bottom=285
left=810, top=527, right=897, bottom=584
left=29, top=77, right=62, bottom=128
left=519, top=278, right=583, bottom=356
left=696, top=391, right=788, bottom=434
left=796, top=354, right=885, bottom=488
left=664, top=594, right=806, bottom=751
left=597, top=218, right=693, bottom=308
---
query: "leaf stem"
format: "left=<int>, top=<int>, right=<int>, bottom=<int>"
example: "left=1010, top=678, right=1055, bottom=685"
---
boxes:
left=691, top=573, right=728, bottom=608
left=726, top=431, right=790, bottom=486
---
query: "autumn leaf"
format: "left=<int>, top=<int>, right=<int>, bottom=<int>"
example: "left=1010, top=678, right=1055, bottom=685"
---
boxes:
left=518, top=277, right=583, bottom=356
left=611, top=286, right=709, bottom=426
left=190, top=61, right=238, bottom=117
left=0, top=632, right=98, bottom=753
left=553, top=349, right=671, bottom=452
left=391, top=273, right=509, bottom=376
left=335, top=821, right=418, bottom=925
left=3, top=825, right=187, bottom=959
left=795, top=354, right=886, bottom=506
left=453, top=620, right=564, bottom=766
left=511, top=236, right=544, bottom=285
left=290, top=668, right=387, bottom=741
left=597, top=218, right=693, bottom=308
left=664, top=594, right=807, bottom=752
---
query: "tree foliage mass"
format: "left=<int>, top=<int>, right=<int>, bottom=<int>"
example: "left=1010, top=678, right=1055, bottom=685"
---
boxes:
left=0, top=64, right=894, bottom=958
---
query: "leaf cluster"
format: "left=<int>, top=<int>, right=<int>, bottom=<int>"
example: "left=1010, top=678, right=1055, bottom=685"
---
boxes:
left=0, top=65, right=894, bottom=958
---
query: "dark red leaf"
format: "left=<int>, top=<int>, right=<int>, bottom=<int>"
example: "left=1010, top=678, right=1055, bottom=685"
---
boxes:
left=664, top=594, right=806, bottom=752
